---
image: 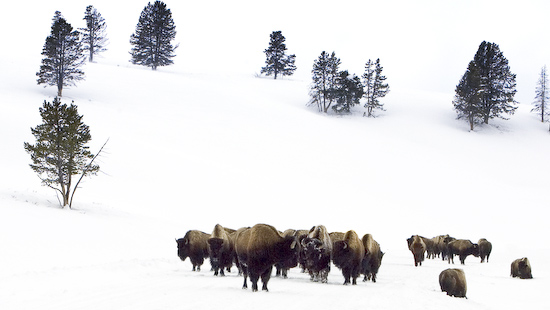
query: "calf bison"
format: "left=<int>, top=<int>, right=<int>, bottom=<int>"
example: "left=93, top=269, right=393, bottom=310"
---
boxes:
left=176, top=230, right=210, bottom=271
left=477, top=238, right=492, bottom=263
left=511, top=257, right=533, bottom=279
left=407, top=235, right=426, bottom=267
left=301, top=225, right=332, bottom=283
left=439, top=268, right=467, bottom=298
left=234, top=224, right=298, bottom=292
left=362, top=233, right=383, bottom=282
left=447, top=239, right=479, bottom=265
left=208, top=224, right=234, bottom=276
left=332, top=230, right=365, bottom=285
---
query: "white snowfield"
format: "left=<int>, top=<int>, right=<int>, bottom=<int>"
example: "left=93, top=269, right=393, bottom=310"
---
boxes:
left=0, top=1, right=548, bottom=309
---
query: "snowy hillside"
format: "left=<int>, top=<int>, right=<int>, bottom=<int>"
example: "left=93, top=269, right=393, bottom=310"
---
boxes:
left=1, top=1, right=549, bottom=309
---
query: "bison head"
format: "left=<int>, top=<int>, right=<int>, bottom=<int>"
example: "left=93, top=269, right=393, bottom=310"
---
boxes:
left=176, top=238, right=189, bottom=261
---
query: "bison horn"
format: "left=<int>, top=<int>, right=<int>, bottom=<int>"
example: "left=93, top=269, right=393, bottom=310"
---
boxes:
left=291, top=240, right=297, bottom=249
left=343, top=242, right=348, bottom=249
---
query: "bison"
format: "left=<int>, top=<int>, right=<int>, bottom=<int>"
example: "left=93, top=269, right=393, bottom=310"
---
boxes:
left=439, top=268, right=467, bottom=298
left=407, top=235, right=426, bottom=267
left=511, top=257, right=532, bottom=279
left=234, top=224, right=298, bottom=292
left=332, top=230, right=365, bottom=285
left=477, top=238, right=492, bottom=263
left=176, top=230, right=210, bottom=271
left=447, top=239, right=479, bottom=265
left=362, top=233, right=383, bottom=282
left=301, top=225, right=332, bottom=283
left=274, top=229, right=299, bottom=278
left=208, top=224, right=234, bottom=276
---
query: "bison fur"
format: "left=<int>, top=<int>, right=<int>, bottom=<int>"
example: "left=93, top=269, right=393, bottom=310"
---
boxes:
left=176, top=230, right=210, bottom=271
left=439, top=268, right=467, bottom=298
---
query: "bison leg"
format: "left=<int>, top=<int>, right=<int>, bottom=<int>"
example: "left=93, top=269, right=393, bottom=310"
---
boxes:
left=250, top=273, right=260, bottom=292
left=261, top=266, right=272, bottom=292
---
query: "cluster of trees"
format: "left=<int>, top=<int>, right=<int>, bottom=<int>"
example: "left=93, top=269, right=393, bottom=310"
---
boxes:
left=37, top=1, right=178, bottom=96
left=308, top=52, right=389, bottom=115
left=37, top=7, right=107, bottom=97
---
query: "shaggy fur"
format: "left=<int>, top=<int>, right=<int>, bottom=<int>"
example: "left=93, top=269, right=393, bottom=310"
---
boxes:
left=439, top=268, right=467, bottom=298
left=332, top=230, right=365, bottom=285
left=208, top=224, right=234, bottom=276
left=361, top=233, right=383, bottom=282
left=447, top=239, right=479, bottom=265
left=176, top=230, right=210, bottom=271
left=511, top=257, right=533, bottom=279
left=301, top=225, right=332, bottom=283
left=275, top=229, right=299, bottom=278
left=407, top=235, right=426, bottom=267
left=235, top=224, right=298, bottom=292
left=478, top=238, right=492, bottom=263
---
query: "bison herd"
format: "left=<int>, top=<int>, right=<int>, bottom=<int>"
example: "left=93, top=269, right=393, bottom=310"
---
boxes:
left=407, top=234, right=533, bottom=298
left=176, top=224, right=383, bottom=292
left=176, top=226, right=532, bottom=296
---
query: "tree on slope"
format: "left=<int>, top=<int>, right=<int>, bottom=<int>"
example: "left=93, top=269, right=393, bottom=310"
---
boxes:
left=532, top=65, right=549, bottom=124
left=473, top=41, right=518, bottom=124
left=80, top=5, right=108, bottom=62
left=130, top=1, right=177, bottom=70
left=37, top=11, right=85, bottom=97
left=453, top=61, right=483, bottom=131
left=363, top=58, right=390, bottom=117
left=261, top=31, right=296, bottom=79
left=24, top=98, right=104, bottom=209
left=309, top=51, right=341, bottom=113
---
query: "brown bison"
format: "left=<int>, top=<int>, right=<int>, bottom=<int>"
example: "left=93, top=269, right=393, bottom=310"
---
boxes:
left=447, top=239, right=479, bottom=265
left=439, top=268, right=467, bottom=298
left=332, top=230, right=365, bottom=285
left=234, top=224, right=298, bottom=292
left=407, top=235, right=426, bottom=266
left=511, top=257, right=532, bottom=279
left=361, top=233, right=383, bottom=282
left=477, top=238, right=492, bottom=263
left=176, top=230, right=210, bottom=271
left=301, top=225, right=332, bottom=283
left=208, top=224, right=234, bottom=276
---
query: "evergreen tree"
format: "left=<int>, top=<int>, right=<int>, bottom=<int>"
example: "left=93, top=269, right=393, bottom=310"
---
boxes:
left=453, top=61, right=483, bottom=131
left=362, top=59, right=389, bottom=117
left=532, top=65, right=549, bottom=123
left=24, top=98, right=102, bottom=208
left=261, top=31, right=297, bottom=79
left=332, top=70, right=364, bottom=113
left=473, top=41, right=517, bottom=124
left=80, top=5, right=108, bottom=62
left=309, top=51, right=341, bottom=113
left=37, top=11, right=85, bottom=97
left=130, top=1, right=177, bottom=70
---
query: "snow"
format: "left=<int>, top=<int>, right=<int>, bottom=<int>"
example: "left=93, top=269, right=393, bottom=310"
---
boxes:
left=1, top=1, right=549, bottom=309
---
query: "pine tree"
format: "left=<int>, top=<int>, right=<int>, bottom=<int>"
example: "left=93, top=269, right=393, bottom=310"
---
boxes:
left=24, top=98, right=102, bottom=208
left=362, top=59, right=389, bottom=117
left=130, top=1, right=177, bottom=70
left=261, top=31, right=297, bottom=79
left=332, top=70, right=364, bottom=113
left=37, top=11, right=85, bottom=97
left=453, top=61, right=483, bottom=131
left=473, top=41, right=517, bottom=124
left=309, top=51, right=341, bottom=113
left=80, top=5, right=108, bottom=62
left=532, top=65, right=549, bottom=123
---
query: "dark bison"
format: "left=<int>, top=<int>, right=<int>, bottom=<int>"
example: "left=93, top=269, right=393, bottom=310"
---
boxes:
left=477, top=238, right=492, bottom=263
left=447, top=239, right=479, bottom=265
left=301, top=225, right=332, bottom=283
left=440, top=235, right=456, bottom=261
left=208, top=224, right=234, bottom=276
left=234, top=224, right=298, bottom=292
left=274, top=229, right=299, bottom=278
left=439, top=268, right=467, bottom=298
left=362, top=233, right=383, bottom=282
left=407, top=235, right=426, bottom=266
left=511, top=257, right=532, bottom=279
left=332, top=230, right=365, bottom=285
left=176, top=230, right=210, bottom=271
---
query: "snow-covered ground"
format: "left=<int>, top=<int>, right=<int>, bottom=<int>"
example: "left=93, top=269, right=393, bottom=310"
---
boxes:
left=1, top=1, right=549, bottom=309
